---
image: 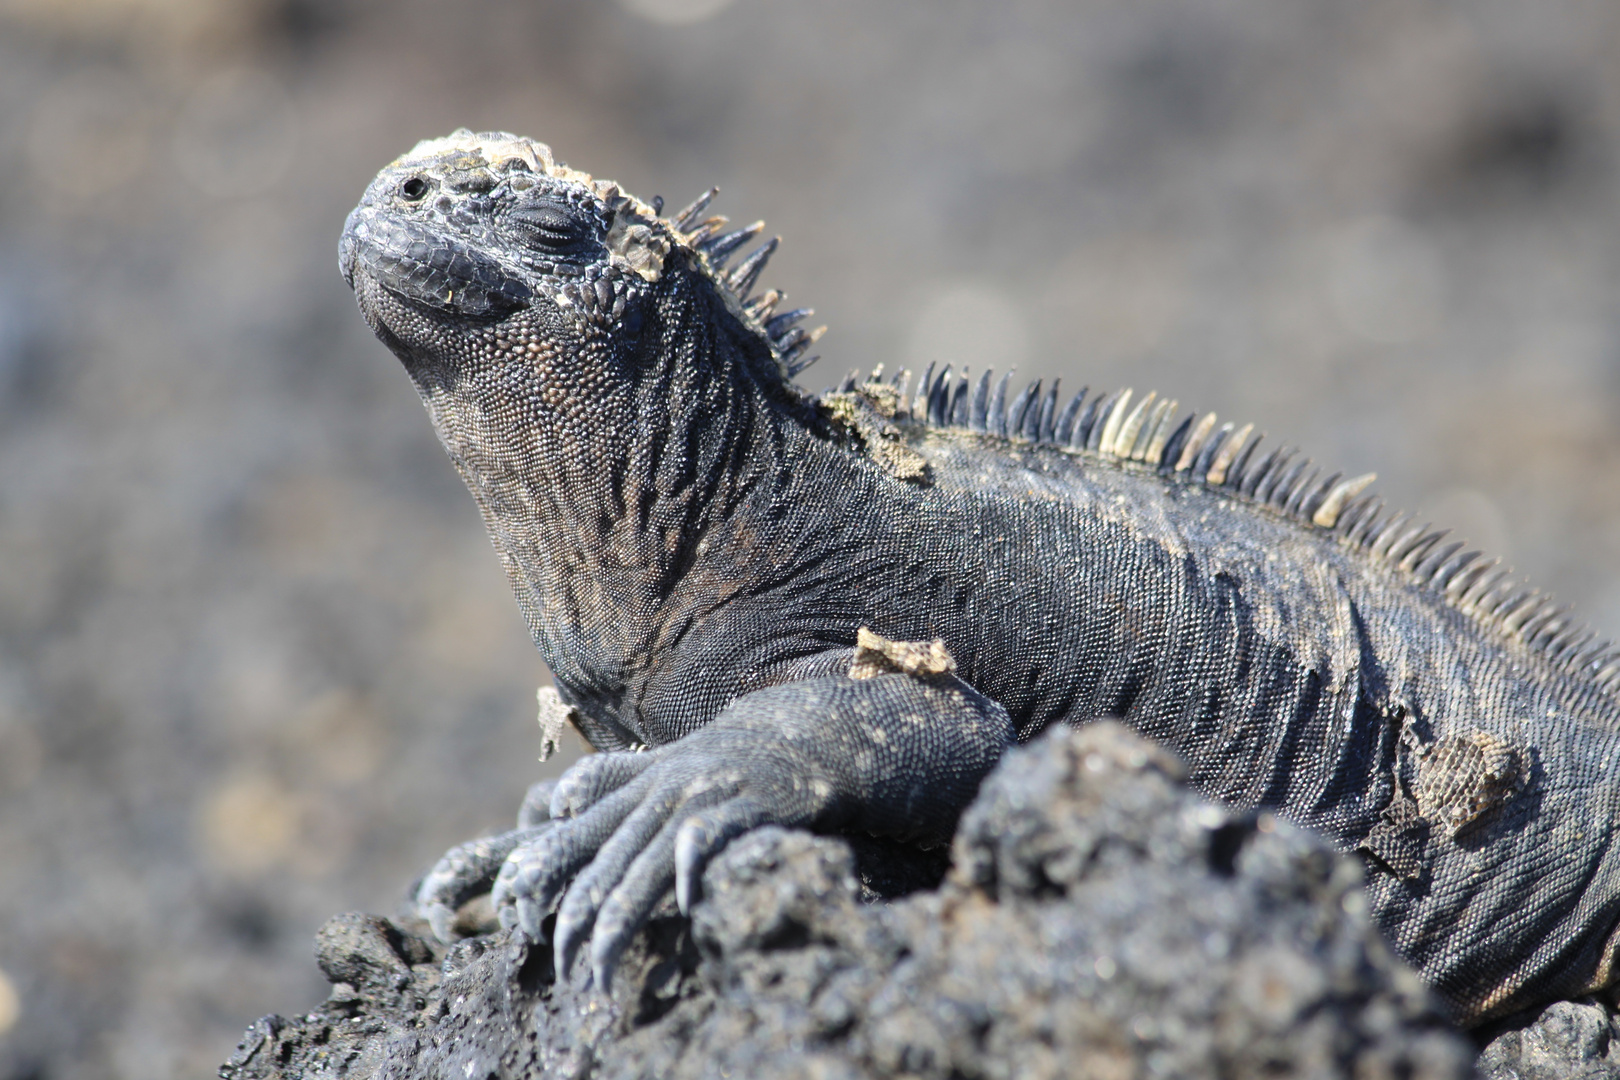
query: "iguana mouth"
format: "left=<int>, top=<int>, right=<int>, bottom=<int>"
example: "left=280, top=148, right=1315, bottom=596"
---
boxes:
left=341, top=206, right=533, bottom=319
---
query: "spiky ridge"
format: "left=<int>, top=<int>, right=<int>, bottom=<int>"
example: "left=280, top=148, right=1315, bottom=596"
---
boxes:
left=659, top=187, right=825, bottom=379
left=824, top=362, right=1620, bottom=696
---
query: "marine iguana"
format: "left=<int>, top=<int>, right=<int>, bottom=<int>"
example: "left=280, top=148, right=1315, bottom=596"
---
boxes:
left=339, top=129, right=1620, bottom=1025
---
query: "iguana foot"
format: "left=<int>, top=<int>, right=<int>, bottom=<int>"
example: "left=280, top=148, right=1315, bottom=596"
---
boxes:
left=490, top=669, right=1014, bottom=991
left=491, top=729, right=817, bottom=989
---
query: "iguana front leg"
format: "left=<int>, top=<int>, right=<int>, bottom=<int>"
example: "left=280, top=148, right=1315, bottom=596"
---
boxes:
left=492, top=636, right=1014, bottom=988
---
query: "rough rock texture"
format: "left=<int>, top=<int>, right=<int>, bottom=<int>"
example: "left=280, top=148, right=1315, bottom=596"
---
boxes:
left=221, top=723, right=1476, bottom=1079
left=1476, top=999, right=1620, bottom=1080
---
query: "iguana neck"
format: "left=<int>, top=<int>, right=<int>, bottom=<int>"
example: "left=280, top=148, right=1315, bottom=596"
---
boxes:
left=415, top=280, right=807, bottom=707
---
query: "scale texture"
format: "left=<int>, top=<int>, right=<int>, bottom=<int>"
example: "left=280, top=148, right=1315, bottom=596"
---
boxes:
left=339, top=129, right=1620, bottom=1025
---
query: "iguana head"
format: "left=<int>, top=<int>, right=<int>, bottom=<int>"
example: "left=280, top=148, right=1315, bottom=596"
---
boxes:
left=340, top=129, right=818, bottom=412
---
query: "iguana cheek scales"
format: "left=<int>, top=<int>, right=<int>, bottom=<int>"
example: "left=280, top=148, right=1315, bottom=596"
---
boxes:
left=346, top=129, right=1620, bottom=1025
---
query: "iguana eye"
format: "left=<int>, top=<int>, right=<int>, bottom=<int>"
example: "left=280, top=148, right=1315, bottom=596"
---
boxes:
left=507, top=201, right=590, bottom=252
left=399, top=176, right=430, bottom=201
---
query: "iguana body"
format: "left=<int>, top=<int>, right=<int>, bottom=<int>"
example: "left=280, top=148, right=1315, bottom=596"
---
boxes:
left=340, top=130, right=1620, bottom=1025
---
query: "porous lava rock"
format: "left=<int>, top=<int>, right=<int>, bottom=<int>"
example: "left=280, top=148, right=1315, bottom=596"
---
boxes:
left=1475, top=997, right=1620, bottom=1079
left=221, top=722, right=1479, bottom=1079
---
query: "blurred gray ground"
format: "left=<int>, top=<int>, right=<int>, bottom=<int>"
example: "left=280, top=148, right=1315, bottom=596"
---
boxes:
left=1, top=0, right=1619, bottom=1076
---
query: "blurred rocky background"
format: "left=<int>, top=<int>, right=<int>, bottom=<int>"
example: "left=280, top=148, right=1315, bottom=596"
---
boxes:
left=1, top=1, right=1618, bottom=1076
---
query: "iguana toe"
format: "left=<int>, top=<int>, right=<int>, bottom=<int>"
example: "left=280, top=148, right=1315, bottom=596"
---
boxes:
left=550, top=751, right=659, bottom=819
left=674, top=797, right=771, bottom=915
left=414, top=823, right=551, bottom=943
left=550, top=781, right=726, bottom=979
left=589, top=831, right=686, bottom=990
left=493, top=765, right=654, bottom=943
left=517, top=779, right=560, bottom=829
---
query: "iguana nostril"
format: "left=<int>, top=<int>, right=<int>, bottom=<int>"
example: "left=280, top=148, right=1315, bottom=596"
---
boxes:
left=400, top=176, right=430, bottom=200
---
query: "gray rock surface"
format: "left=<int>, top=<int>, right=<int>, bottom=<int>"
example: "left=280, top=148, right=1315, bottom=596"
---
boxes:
left=221, top=723, right=1475, bottom=1079
left=1477, top=999, right=1620, bottom=1080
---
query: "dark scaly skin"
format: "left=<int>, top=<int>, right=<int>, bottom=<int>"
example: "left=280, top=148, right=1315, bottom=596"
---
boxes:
left=340, top=130, right=1620, bottom=1023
